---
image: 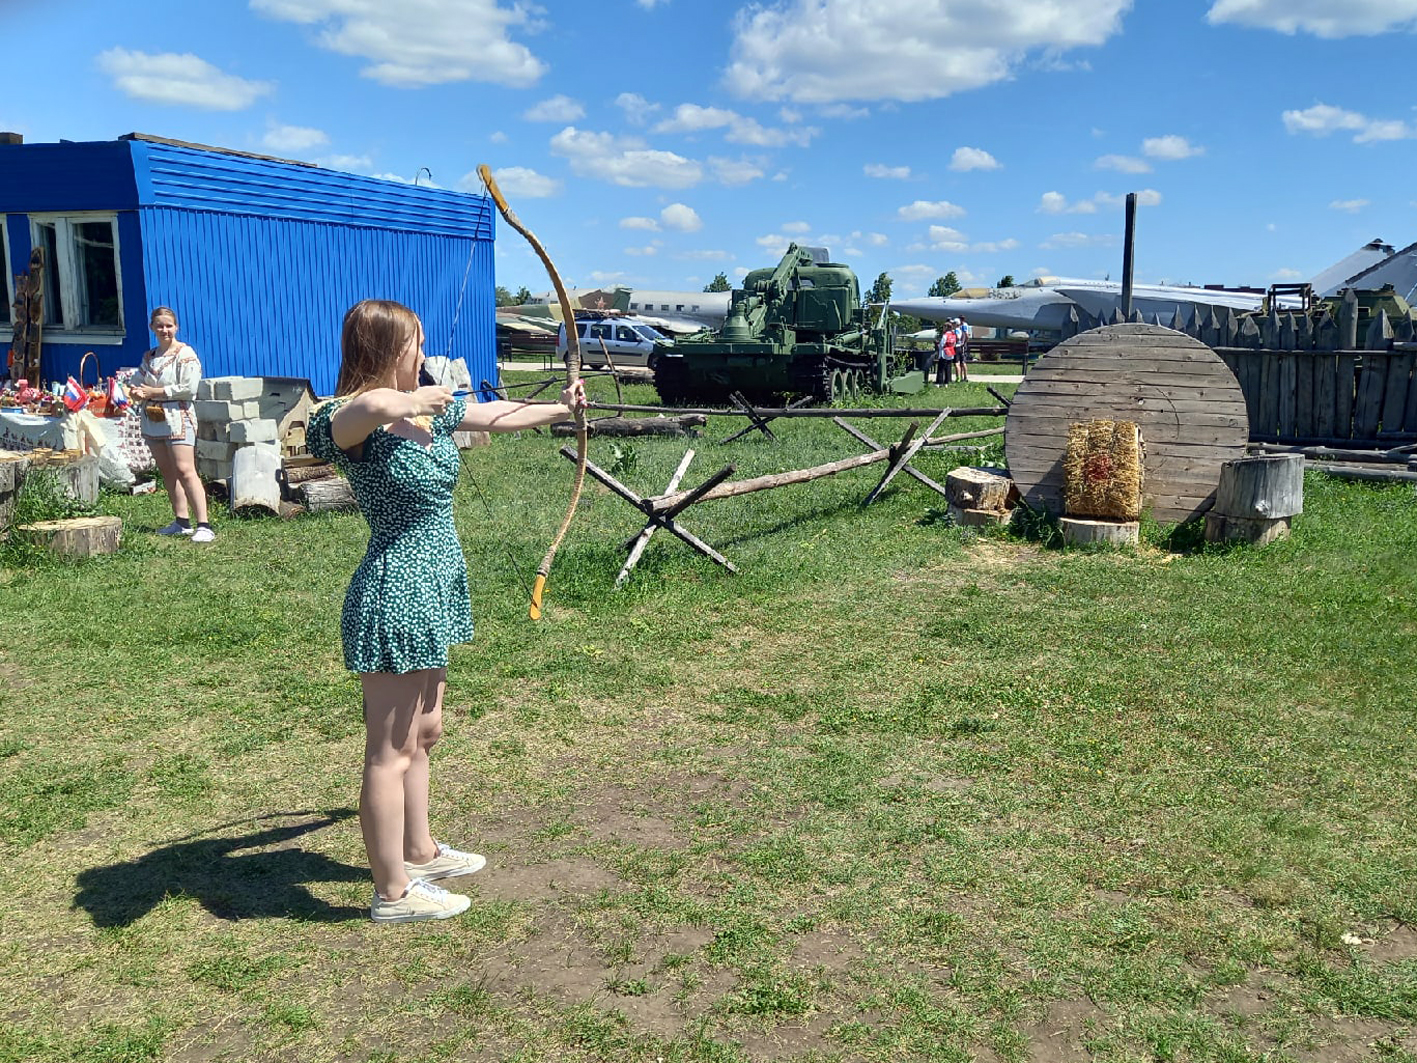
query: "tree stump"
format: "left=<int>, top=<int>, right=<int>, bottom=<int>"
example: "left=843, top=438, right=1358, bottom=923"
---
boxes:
left=35, top=453, right=101, bottom=505
left=20, top=515, right=123, bottom=557
left=945, top=467, right=1014, bottom=512
left=1213, top=454, right=1303, bottom=519
left=1204, top=454, right=1303, bottom=545
left=0, top=452, right=32, bottom=531
left=1060, top=517, right=1140, bottom=547
left=948, top=504, right=1008, bottom=527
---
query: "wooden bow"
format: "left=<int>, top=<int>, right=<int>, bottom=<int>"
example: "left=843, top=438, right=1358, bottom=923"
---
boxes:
left=477, top=164, right=586, bottom=620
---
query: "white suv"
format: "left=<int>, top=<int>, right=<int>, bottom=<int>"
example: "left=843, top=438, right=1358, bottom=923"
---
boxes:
left=556, top=319, right=670, bottom=368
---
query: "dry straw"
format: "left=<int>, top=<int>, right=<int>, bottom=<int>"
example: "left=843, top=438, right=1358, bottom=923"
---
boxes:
left=1063, top=419, right=1144, bottom=519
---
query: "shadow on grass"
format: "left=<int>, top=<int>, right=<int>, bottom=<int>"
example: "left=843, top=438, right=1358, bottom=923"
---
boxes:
left=74, top=809, right=366, bottom=927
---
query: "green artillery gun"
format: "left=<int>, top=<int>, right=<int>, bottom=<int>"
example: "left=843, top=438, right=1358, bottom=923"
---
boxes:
left=651, top=244, right=926, bottom=405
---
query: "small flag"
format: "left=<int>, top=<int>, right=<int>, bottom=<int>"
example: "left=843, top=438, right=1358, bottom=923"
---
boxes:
left=62, top=375, right=90, bottom=412
left=107, top=375, right=131, bottom=411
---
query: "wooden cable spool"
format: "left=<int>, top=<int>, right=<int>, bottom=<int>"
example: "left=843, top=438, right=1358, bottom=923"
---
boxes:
left=1005, top=323, right=1250, bottom=524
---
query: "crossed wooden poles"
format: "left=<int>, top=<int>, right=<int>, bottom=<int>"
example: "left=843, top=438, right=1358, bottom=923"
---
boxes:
left=558, top=410, right=1004, bottom=586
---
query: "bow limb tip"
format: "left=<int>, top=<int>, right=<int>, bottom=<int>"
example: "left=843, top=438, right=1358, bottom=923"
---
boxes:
left=529, top=575, right=547, bottom=621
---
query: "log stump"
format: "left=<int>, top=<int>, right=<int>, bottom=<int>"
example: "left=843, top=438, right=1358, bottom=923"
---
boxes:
left=1204, top=454, right=1303, bottom=545
left=19, top=515, right=123, bottom=557
left=0, top=451, right=32, bottom=531
left=1060, top=517, right=1140, bottom=547
left=948, top=504, right=1008, bottom=527
left=945, top=467, right=1014, bottom=512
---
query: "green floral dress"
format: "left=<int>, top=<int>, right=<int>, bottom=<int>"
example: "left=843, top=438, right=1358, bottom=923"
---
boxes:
left=308, top=397, right=474, bottom=674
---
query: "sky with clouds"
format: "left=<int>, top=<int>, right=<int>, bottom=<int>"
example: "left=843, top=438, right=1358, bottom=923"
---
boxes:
left=8, top=0, right=1415, bottom=296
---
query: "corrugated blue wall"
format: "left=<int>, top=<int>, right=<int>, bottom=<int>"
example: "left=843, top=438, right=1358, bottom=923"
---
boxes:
left=139, top=208, right=495, bottom=395
left=4, top=138, right=497, bottom=394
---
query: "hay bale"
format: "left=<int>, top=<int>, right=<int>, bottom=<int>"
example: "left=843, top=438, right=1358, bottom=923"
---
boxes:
left=1063, top=419, right=1143, bottom=520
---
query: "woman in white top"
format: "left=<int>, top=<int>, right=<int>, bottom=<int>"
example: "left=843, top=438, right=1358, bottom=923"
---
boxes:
left=128, top=307, right=214, bottom=542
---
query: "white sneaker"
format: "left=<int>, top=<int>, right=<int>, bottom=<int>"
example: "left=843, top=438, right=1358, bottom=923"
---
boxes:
left=405, top=841, right=486, bottom=881
left=370, top=878, right=471, bottom=923
left=190, top=526, right=216, bottom=543
left=156, top=521, right=193, bottom=536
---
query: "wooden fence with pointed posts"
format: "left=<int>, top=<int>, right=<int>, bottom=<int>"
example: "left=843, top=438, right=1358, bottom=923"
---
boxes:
left=1056, top=289, right=1417, bottom=445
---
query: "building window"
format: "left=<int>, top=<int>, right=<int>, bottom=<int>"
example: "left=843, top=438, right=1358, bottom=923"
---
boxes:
left=28, top=213, right=124, bottom=339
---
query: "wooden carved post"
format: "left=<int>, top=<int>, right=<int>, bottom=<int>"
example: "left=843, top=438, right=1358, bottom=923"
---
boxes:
left=1338, top=289, right=1359, bottom=351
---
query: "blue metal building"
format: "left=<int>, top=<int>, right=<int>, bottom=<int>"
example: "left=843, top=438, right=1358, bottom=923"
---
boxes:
left=1, top=133, right=496, bottom=396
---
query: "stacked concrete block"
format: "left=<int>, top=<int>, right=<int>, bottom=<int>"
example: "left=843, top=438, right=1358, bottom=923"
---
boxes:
left=195, top=376, right=311, bottom=484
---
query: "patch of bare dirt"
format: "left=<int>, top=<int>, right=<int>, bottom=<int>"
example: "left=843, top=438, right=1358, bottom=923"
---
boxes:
left=474, top=857, right=624, bottom=903
left=1298, top=1016, right=1413, bottom=1063
left=1366, top=921, right=1417, bottom=963
left=1207, top=971, right=1279, bottom=1020
left=788, top=929, right=859, bottom=976
left=1023, top=999, right=1109, bottom=1063
left=732, top=1012, right=841, bottom=1061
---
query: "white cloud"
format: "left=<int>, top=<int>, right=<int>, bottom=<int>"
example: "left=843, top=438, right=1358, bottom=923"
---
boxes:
left=1094, top=154, right=1152, bottom=173
left=898, top=200, right=966, bottom=221
left=866, top=232, right=889, bottom=246
left=755, top=233, right=794, bottom=257
left=523, top=95, right=584, bottom=122
left=1142, top=134, right=1204, bottom=159
left=678, top=249, right=730, bottom=260
left=262, top=122, right=329, bottom=152
left=781, top=221, right=812, bottom=233
left=1039, top=191, right=1097, bottom=214
left=710, top=156, right=766, bottom=185
left=950, top=147, right=1001, bottom=171
left=1282, top=102, right=1416, bottom=142
left=588, top=270, right=630, bottom=283
left=550, top=126, right=703, bottom=188
left=489, top=130, right=508, bottom=143
left=660, top=203, right=702, bottom=232
left=1041, top=232, right=1118, bottom=249
left=724, top=0, right=1131, bottom=103
left=1271, top=267, right=1304, bottom=279
left=816, top=102, right=870, bottom=119
left=636, top=0, right=669, bottom=8
left=926, top=226, right=1018, bottom=254
left=250, top=0, right=546, bottom=88
left=1206, top=0, right=1417, bottom=38
left=616, top=92, right=660, bottom=125
left=1094, top=189, right=1163, bottom=208
left=625, top=243, right=661, bottom=256
left=318, top=153, right=374, bottom=173
left=466, top=166, right=560, bottom=197
left=865, top=163, right=912, bottom=179
left=1330, top=198, right=1371, bottom=213
left=927, top=226, right=968, bottom=252
left=620, top=217, right=660, bottom=231
left=654, top=103, right=816, bottom=147
left=96, top=48, right=272, bottom=110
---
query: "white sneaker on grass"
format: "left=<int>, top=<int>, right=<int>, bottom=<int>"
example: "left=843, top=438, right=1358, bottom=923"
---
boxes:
left=405, top=841, right=486, bottom=881
left=370, top=878, right=471, bottom=923
left=190, top=526, right=216, bottom=543
left=156, top=521, right=193, bottom=536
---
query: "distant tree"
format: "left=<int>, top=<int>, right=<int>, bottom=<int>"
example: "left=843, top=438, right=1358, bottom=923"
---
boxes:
left=494, top=286, right=515, bottom=307
left=703, top=272, right=731, bottom=293
left=867, top=272, right=893, bottom=305
left=928, top=272, right=961, bottom=298
left=995, top=274, right=1016, bottom=288
left=513, top=285, right=532, bottom=304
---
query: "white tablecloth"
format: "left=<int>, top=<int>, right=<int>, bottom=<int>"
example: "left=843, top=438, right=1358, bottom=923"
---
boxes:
left=0, top=409, right=149, bottom=484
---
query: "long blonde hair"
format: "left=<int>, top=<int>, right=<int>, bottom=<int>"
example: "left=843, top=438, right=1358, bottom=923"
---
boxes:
left=334, top=299, right=421, bottom=398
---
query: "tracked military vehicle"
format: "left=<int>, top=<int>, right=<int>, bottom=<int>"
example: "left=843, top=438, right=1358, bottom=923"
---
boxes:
left=651, top=244, right=925, bottom=405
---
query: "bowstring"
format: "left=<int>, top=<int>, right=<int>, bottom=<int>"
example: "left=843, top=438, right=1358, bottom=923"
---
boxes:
left=439, top=183, right=534, bottom=602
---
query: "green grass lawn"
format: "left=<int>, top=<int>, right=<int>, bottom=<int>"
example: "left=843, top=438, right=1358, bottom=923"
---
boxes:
left=1, top=377, right=1414, bottom=1063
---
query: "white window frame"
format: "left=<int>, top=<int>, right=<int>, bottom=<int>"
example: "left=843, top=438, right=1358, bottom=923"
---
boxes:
left=28, top=211, right=126, bottom=345
left=1, top=216, right=12, bottom=330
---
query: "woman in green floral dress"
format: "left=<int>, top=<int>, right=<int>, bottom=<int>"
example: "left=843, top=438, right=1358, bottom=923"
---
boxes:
left=309, top=299, right=584, bottom=923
